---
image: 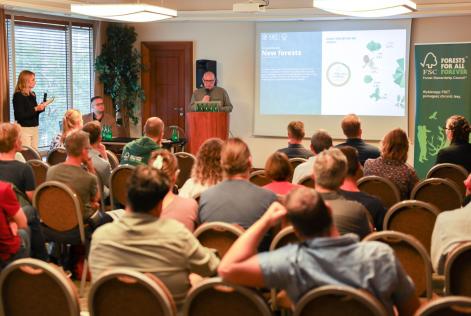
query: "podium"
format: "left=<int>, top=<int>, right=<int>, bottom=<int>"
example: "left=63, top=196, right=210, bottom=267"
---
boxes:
left=186, top=112, right=229, bottom=154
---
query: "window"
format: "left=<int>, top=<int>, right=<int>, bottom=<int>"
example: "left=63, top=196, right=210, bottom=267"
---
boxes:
left=6, top=15, right=94, bottom=149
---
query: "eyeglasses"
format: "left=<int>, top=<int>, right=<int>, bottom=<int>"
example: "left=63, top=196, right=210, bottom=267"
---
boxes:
left=203, top=79, right=215, bottom=83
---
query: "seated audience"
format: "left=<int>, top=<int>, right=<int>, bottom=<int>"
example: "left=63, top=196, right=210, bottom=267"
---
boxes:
left=436, top=115, right=471, bottom=172
left=198, top=138, right=277, bottom=250
left=364, top=128, right=418, bottom=200
left=148, top=149, right=198, bottom=232
left=0, top=181, right=29, bottom=265
left=277, top=121, right=313, bottom=159
left=179, top=138, right=223, bottom=199
left=50, top=109, right=83, bottom=151
left=431, top=177, right=471, bottom=274
left=218, top=187, right=420, bottom=316
left=46, top=130, right=101, bottom=224
left=0, top=123, right=48, bottom=260
left=263, top=152, right=299, bottom=195
left=314, top=148, right=372, bottom=239
left=82, top=121, right=112, bottom=198
left=120, top=116, right=163, bottom=166
left=336, top=114, right=380, bottom=165
left=82, top=96, right=119, bottom=136
left=292, top=130, right=332, bottom=184
left=339, top=146, right=386, bottom=231
left=89, top=165, right=219, bottom=310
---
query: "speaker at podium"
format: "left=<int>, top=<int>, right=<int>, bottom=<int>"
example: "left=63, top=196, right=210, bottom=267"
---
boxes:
left=196, top=59, right=217, bottom=88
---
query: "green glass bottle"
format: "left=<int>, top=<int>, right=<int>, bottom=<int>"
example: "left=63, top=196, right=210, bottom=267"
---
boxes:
left=171, top=127, right=179, bottom=142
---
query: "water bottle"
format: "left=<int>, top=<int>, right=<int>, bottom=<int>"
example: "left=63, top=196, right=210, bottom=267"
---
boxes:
left=171, top=127, right=179, bottom=142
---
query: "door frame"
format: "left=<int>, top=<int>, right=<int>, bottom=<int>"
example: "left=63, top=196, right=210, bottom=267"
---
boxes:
left=141, top=41, right=193, bottom=130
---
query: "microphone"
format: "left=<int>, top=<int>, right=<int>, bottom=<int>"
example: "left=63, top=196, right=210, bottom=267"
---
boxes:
left=205, top=89, right=210, bottom=95
left=43, top=93, right=47, bottom=103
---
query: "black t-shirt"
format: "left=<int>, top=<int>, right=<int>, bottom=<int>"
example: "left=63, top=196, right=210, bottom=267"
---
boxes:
left=0, top=160, right=36, bottom=193
left=13, top=91, right=43, bottom=127
left=339, top=189, right=387, bottom=231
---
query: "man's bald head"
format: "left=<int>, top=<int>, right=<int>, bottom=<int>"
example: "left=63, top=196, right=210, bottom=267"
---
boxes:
left=144, top=117, right=164, bottom=141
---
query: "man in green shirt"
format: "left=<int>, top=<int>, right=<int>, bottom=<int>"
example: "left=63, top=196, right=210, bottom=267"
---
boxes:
left=120, top=116, right=164, bottom=166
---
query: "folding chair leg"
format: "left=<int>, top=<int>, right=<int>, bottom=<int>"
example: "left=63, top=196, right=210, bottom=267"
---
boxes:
left=80, top=258, right=88, bottom=297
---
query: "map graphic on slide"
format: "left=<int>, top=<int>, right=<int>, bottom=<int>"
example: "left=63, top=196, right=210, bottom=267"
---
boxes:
left=321, top=29, right=407, bottom=116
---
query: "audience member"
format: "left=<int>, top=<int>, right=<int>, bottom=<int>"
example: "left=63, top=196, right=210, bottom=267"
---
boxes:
left=263, top=152, right=299, bottom=195
left=179, top=138, right=223, bottom=199
left=464, top=174, right=471, bottom=206
left=82, top=96, right=119, bottom=136
left=277, top=121, right=313, bottom=159
left=218, top=187, right=420, bottom=316
left=120, top=117, right=163, bottom=166
left=198, top=138, right=277, bottom=250
left=82, top=121, right=112, bottom=198
left=336, top=114, right=380, bottom=165
left=339, top=146, right=386, bottom=231
left=46, top=130, right=100, bottom=223
left=364, top=128, right=418, bottom=200
left=292, top=130, right=332, bottom=184
left=89, top=165, right=219, bottom=310
left=314, top=148, right=372, bottom=239
left=148, top=149, right=198, bottom=232
left=436, top=115, right=471, bottom=172
left=0, top=181, right=29, bottom=265
left=49, top=109, right=83, bottom=151
left=431, top=175, right=471, bottom=274
left=0, top=123, right=36, bottom=201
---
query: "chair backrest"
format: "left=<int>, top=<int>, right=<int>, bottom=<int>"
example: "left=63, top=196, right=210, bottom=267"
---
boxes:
left=296, top=174, right=315, bottom=188
left=426, top=163, right=468, bottom=198
left=193, top=222, right=245, bottom=258
left=270, top=226, right=300, bottom=251
left=20, top=145, right=41, bottom=161
left=0, top=258, right=80, bottom=316
left=357, top=176, right=401, bottom=209
left=289, top=157, right=307, bottom=170
left=106, top=150, right=120, bottom=171
left=415, top=296, right=471, bottom=316
left=110, top=165, right=135, bottom=208
left=182, top=277, right=272, bottom=316
left=89, top=269, right=176, bottom=316
left=293, top=285, right=388, bottom=316
left=249, top=170, right=272, bottom=187
left=383, top=200, right=440, bottom=254
left=445, top=242, right=471, bottom=296
left=33, top=180, right=86, bottom=243
left=363, top=231, right=433, bottom=299
left=175, top=152, right=196, bottom=188
left=411, top=178, right=463, bottom=211
left=26, top=159, right=49, bottom=188
left=46, top=147, right=67, bottom=165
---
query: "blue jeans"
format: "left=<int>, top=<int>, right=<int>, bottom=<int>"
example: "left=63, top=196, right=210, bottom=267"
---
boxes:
left=23, top=205, right=48, bottom=261
left=4, top=229, right=30, bottom=264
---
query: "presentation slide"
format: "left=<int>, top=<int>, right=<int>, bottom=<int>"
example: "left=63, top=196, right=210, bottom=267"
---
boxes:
left=259, top=29, right=406, bottom=116
left=254, top=20, right=411, bottom=140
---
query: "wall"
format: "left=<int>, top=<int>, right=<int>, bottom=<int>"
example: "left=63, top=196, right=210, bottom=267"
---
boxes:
left=131, top=16, right=471, bottom=168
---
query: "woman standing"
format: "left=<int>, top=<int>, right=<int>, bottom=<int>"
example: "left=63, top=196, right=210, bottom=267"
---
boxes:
left=13, top=70, right=46, bottom=149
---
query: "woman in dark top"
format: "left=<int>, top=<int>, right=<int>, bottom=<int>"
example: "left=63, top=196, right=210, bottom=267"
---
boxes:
left=436, top=115, right=471, bottom=172
left=13, top=70, right=46, bottom=149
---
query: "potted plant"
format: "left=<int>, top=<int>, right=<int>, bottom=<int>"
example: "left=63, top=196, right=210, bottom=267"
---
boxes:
left=95, top=23, right=145, bottom=136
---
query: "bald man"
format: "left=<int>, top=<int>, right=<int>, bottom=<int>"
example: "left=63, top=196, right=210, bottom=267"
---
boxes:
left=190, top=71, right=233, bottom=112
left=120, top=117, right=164, bottom=166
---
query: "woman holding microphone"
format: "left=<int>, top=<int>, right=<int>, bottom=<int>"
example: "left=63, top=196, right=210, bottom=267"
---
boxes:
left=13, top=70, right=46, bottom=149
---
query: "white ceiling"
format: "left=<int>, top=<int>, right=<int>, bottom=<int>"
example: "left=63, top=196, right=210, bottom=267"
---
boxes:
left=2, top=0, right=471, bottom=21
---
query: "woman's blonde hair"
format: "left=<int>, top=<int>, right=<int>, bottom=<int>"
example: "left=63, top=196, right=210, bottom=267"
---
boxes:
left=0, top=123, right=21, bottom=153
left=61, top=109, right=82, bottom=143
left=381, top=128, right=409, bottom=163
left=192, top=138, right=224, bottom=186
left=148, top=149, right=178, bottom=184
left=14, top=70, right=35, bottom=95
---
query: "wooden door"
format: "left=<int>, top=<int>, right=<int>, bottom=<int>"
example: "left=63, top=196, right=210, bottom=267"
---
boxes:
left=141, top=42, right=193, bottom=134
